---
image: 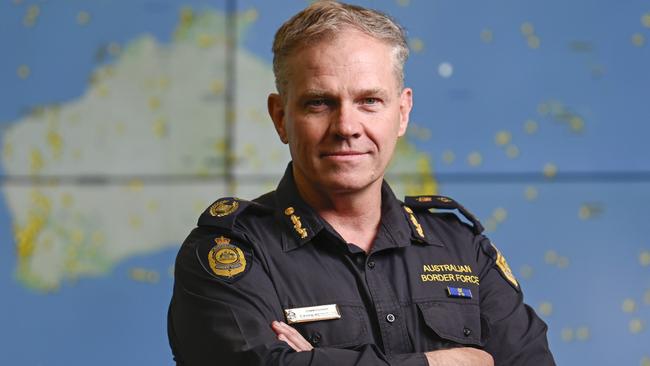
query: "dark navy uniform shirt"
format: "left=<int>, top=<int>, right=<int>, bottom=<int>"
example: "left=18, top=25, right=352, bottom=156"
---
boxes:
left=168, top=165, right=555, bottom=365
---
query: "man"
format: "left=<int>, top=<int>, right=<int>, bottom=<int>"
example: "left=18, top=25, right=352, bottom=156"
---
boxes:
left=167, top=1, right=555, bottom=365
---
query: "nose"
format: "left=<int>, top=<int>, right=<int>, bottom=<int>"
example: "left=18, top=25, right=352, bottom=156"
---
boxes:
left=330, top=102, right=362, bottom=139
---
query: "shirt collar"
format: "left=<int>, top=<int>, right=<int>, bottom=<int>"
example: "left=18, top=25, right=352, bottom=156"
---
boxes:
left=378, top=181, right=441, bottom=249
left=275, top=163, right=326, bottom=252
left=274, top=162, right=440, bottom=252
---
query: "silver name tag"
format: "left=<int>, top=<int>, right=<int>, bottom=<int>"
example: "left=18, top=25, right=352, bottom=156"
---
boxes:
left=284, top=304, right=341, bottom=324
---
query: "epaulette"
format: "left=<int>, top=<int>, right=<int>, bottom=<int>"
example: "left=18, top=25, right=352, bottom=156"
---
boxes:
left=404, top=195, right=484, bottom=235
left=197, top=197, right=270, bottom=230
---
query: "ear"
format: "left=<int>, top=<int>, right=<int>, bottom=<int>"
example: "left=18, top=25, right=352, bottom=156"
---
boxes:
left=268, top=93, right=288, bottom=144
left=397, top=87, right=413, bottom=137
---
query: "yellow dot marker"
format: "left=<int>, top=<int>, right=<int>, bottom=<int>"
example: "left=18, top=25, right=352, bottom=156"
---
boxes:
left=467, top=152, right=483, bottom=167
left=576, top=326, right=590, bottom=341
left=521, top=22, right=534, bottom=36
left=17, top=65, right=31, bottom=79
left=30, top=148, right=44, bottom=173
left=127, top=179, right=144, bottom=192
left=506, top=144, right=520, bottom=159
left=556, top=256, right=570, bottom=269
left=152, top=117, right=167, bottom=138
left=579, top=205, right=592, bottom=220
left=642, top=13, right=650, bottom=28
left=409, top=38, right=424, bottom=53
left=198, top=33, right=216, bottom=48
left=147, top=200, right=160, bottom=212
left=561, top=327, right=574, bottom=342
left=129, top=215, right=142, bottom=229
left=632, top=33, right=645, bottom=47
left=527, top=35, right=541, bottom=49
left=524, top=186, right=538, bottom=201
left=23, top=5, right=40, bottom=27
left=493, top=207, right=507, bottom=223
left=211, top=80, right=224, bottom=95
left=537, top=103, right=550, bottom=116
left=495, top=130, right=512, bottom=146
left=622, top=298, right=637, bottom=313
left=538, top=302, right=553, bottom=316
left=641, top=251, right=650, bottom=266
left=243, top=8, right=259, bottom=22
left=629, top=318, right=645, bottom=334
left=77, top=11, right=91, bottom=25
left=480, top=29, right=493, bottom=43
left=543, top=163, right=557, bottom=178
left=570, top=116, right=584, bottom=132
left=520, top=265, right=534, bottom=279
left=644, top=289, right=650, bottom=305
left=148, top=96, right=161, bottom=111
left=442, top=150, right=455, bottom=164
left=396, top=0, right=410, bottom=6
left=545, top=250, right=558, bottom=265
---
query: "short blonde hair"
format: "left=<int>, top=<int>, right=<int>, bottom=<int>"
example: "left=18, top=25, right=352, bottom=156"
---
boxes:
left=272, top=0, right=409, bottom=95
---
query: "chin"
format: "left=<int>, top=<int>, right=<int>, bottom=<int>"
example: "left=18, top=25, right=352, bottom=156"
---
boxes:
left=320, top=172, right=379, bottom=193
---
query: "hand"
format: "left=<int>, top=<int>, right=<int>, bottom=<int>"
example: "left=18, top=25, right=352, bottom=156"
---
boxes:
left=425, top=347, right=494, bottom=366
left=271, top=321, right=314, bottom=352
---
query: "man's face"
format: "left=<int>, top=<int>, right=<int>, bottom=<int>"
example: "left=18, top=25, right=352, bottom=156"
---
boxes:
left=268, top=29, right=412, bottom=196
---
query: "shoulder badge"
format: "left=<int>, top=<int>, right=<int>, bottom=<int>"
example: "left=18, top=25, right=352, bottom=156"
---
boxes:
left=404, top=195, right=484, bottom=235
left=197, top=235, right=252, bottom=283
left=491, top=242, right=519, bottom=290
left=198, top=197, right=270, bottom=230
left=209, top=199, right=239, bottom=217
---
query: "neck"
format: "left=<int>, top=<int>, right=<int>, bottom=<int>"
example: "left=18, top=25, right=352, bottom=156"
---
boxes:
left=294, top=172, right=383, bottom=253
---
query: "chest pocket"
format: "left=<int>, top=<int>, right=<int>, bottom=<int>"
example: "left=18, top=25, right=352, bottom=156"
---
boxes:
left=290, top=304, right=370, bottom=348
left=417, top=301, right=485, bottom=348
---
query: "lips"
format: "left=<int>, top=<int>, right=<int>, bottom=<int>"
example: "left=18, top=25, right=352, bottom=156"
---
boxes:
left=321, top=151, right=368, bottom=158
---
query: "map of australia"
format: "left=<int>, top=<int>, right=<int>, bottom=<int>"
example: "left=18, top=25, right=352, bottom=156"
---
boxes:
left=1, top=8, right=436, bottom=292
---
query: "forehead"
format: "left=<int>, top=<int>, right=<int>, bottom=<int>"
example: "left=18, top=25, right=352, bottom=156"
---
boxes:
left=283, top=30, right=399, bottom=94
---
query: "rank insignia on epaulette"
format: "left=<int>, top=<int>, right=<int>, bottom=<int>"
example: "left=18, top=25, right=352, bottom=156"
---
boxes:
left=404, top=195, right=484, bottom=235
left=491, top=242, right=519, bottom=289
left=447, top=286, right=473, bottom=299
left=207, top=236, right=247, bottom=279
left=209, top=198, right=240, bottom=217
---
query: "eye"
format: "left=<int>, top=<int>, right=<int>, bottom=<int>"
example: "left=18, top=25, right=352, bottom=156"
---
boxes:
left=362, top=97, right=379, bottom=105
left=306, top=99, right=327, bottom=107
left=361, top=97, right=381, bottom=106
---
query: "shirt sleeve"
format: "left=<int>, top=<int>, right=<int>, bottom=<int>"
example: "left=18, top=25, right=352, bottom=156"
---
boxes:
left=168, top=227, right=427, bottom=366
left=474, top=235, right=556, bottom=366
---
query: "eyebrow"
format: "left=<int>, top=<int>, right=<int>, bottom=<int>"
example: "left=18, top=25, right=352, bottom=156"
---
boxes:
left=300, top=88, right=391, bottom=99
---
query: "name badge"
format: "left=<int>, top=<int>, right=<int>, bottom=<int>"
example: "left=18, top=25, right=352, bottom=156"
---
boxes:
left=284, top=304, right=341, bottom=324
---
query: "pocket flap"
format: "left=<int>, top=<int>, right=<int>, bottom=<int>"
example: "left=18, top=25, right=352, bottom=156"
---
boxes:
left=417, top=302, right=482, bottom=346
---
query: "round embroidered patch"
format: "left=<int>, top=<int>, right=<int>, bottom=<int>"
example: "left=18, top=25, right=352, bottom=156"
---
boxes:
left=207, top=236, right=247, bottom=278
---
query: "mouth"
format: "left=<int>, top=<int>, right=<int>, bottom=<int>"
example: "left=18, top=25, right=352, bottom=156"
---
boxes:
left=320, top=151, right=369, bottom=160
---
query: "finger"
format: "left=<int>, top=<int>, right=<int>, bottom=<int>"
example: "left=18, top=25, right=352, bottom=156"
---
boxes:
left=277, top=334, right=301, bottom=352
left=275, top=322, right=313, bottom=351
left=279, top=322, right=313, bottom=350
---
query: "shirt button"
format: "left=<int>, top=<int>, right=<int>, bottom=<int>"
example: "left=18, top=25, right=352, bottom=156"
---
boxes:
left=386, top=313, right=396, bottom=323
left=463, top=327, right=472, bottom=337
left=309, top=332, right=322, bottom=346
left=367, top=261, right=375, bottom=269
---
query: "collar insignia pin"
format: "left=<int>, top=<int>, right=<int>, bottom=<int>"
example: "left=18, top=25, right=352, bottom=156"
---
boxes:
left=285, top=206, right=308, bottom=239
